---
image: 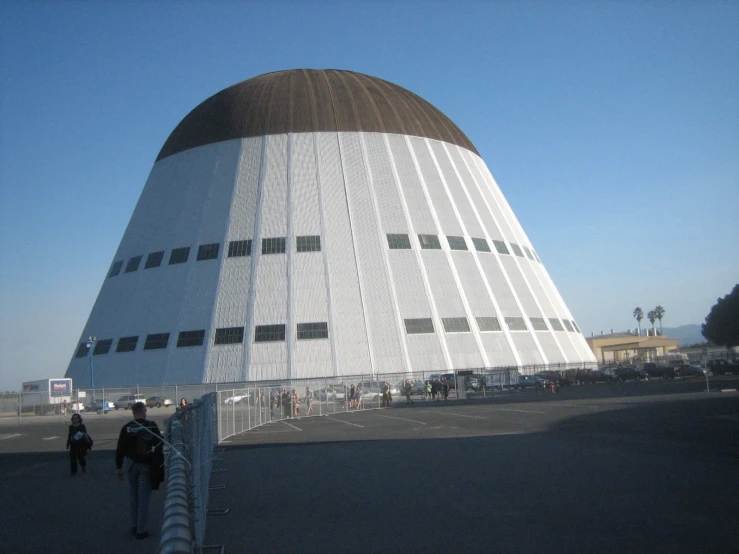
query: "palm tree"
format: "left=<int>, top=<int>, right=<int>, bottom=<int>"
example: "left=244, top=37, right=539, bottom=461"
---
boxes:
left=647, top=310, right=656, bottom=335
left=654, top=305, right=665, bottom=335
left=633, top=307, right=644, bottom=335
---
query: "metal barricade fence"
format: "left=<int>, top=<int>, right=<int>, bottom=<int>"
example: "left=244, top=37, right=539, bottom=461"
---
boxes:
left=159, top=393, right=217, bottom=554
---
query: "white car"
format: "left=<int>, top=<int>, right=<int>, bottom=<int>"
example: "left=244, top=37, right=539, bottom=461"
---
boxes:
left=68, top=401, right=85, bottom=412
left=223, top=394, right=248, bottom=405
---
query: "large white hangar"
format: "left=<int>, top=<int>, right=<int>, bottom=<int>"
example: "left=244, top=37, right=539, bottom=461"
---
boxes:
left=65, top=69, right=596, bottom=387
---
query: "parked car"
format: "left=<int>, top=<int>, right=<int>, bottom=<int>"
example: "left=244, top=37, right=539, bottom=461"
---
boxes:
left=706, top=359, right=739, bottom=375
left=87, top=399, right=115, bottom=413
left=536, top=370, right=574, bottom=387
left=674, top=364, right=707, bottom=378
left=223, top=393, right=248, bottom=405
left=516, top=375, right=549, bottom=389
left=68, top=401, right=85, bottom=412
left=581, top=370, right=616, bottom=384
left=397, top=379, right=426, bottom=395
left=357, top=381, right=400, bottom=400
left=315, top=386, right=346, bottom=401
left=612, top=366, right=649, bottom=382
left=642, top=363, right=677, bottom=379
left=146, top=396, right=174, bottom=408
left=114, top=394, right=146, bottom=410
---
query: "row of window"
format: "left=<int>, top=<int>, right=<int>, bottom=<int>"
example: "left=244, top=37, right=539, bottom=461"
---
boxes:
left=74, top=322, right=330, bottom=357
left=404, top=316, right=580, bottom=335
left=75, top=314, right=580, bottom=357
left=108, top=236, right=322, bottom=278
left=387, top=234, right=541, bottom=262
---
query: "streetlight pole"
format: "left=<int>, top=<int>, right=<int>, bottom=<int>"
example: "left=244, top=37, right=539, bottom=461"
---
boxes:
left=87, top=336, right=96, bottom=403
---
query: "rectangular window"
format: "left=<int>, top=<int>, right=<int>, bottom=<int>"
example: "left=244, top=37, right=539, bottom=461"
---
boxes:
left=116, top=336, right=139, bottom=353
left=387, top=234, right=411, bottom=250
left=505, top=317, right=527, bottom=331
left=447, top=236, right=468, bottom=251
left=510, top=243, right=524, bottom=257
left=197, top=243, right=220, bottom=261
left=404, top=318, right=434, bottom=334
left=442, top=317, right=471, bottom=333
left=145, top=251, right=165, bottom=269
left=75, top=342, right=90, bottom=358
left=228, top=240, right=251, bottom=258
left=125, top=255, right=142, bottom=273
left=93, top=339, right=112, bottom=355
left=108, top=260, right=123, bottom=278
left=177, top=329, right=206, bottom=348
left=297, top=322, right=328, bottom=340
left=214, top=327, right=245, bottom=345
left=476, top=316, right=502, bottom=332
left=562, top=320, right=574, bottom=332
left=296, top=235, right=321, bottom=253
left=262, top=237, right=286, bottom=255
left=548, top=318, right=565, bottom=331
left=523, top=247, right=535, bottom=261
left=254, top=324, right=286, bottom=343
left=418, top=234, right=441, bottom=250
left=493, top=240, right=509, bottom=255
left=143, top=333, right=170, bottom=350
left=571, top=320, right=580, bottom=333
left=530, top=317, right=548, bottom=331
left=472, top=238, right=491, bottom=252
left=532, top=250, right=542, bottom=263
left=169, top=247, right=190, bottom=265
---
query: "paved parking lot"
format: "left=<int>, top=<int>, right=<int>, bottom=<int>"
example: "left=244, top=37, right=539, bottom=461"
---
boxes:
left=2, top=377, right=738, bottom=553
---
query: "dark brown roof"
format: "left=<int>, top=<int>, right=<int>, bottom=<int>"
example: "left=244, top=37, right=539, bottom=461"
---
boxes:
left=156, top=69, right=478, bottom=161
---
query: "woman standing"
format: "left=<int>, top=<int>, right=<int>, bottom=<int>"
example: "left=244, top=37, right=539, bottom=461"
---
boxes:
left=66, top=413, right=89, bottom=476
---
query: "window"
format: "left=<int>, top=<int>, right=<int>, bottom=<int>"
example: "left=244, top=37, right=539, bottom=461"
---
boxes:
left=505, top=317, right=527, bottom=331
left=116, top=336, right=139, bottom=353
left=297, top=322, right=328, bottom=340
left=143, top=333, right=170, bottom=350
left=197, top=243, right=220, bottom=261
left=523, top=247, right=535, bottom=261
left=228, top=240, right=251, bottom=258
left=262, top=237, right=286, bottom=255
left=442, top=317, right=471, bottom=333
left=548, top=318, right=565, bottom=331
left=532, top=250, right=541, bottom=263
left=530, top=317, right=548, bottom=331
left=571, top=320, right=580, bottom=333
left=510, top=243, right=524, bottom=257
left=404, top=318, right=434, bottom=334
left=108, top=261, right=123, bottom=278
left=472, top=238, right=491, bottom=252
left=418, top=234, right=441, bottom=250
left=476, top=316, right=502, bottom=332
left=214, top=327, right=245, bottom=345
left=125, top=256, right=142, bottom=273
left=447, top=236, right=468, bottom=251
left=387, top=234, right=411, bottom=249
left=254, top=324, right=286, bottom=343
left=177, top=329, right=206, bottom=348
left=93, top=339, right=112, bottom=355
left=145, top=251, right=164, bottom=269
left=75, top=342, right=90, bottom=358
left=493, top=240, right=509, bottom=255
left=562, top=320, right=574, bottom=332
left=169, top=247, right=190, bottom=265
left=296, top=235, right=321, bottom=252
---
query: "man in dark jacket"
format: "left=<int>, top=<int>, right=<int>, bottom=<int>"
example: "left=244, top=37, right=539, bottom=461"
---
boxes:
left=115, top=402, right=163, bottom=540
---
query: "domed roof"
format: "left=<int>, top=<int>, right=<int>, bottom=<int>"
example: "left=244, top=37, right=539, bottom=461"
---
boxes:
left=156, top=69, right=478, bottom=161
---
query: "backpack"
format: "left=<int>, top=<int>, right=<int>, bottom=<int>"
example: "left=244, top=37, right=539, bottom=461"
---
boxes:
left=134, top=425, right=157, bottom=463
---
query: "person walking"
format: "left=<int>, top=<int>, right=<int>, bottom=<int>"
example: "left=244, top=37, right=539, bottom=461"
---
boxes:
left=355, top=386, right=363, bottom=409
left=425, top=380, right=431, bottom=401
left=115, top=402, right=163, bottom=540
left=349, top=384, right=356, bottom=408
left=442, top=378, right=450, bottom=401
left=269, top=390, right=277, bottom=419
left=305, top=386, right=314, bottom=416
left=66, top=413, right=90, bottom=476
left=404, top=380, right=415, bottom=405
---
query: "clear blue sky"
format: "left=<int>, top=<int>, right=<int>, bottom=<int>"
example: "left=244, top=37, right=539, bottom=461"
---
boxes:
left=1, top=1, right=737, bottom=391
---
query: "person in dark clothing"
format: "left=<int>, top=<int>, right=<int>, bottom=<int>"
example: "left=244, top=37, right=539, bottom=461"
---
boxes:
left=404, top=380, right=414, bottom=405
left=115, top=402, right=163, bottom=540
left=66, top=413, right=89, bottom=476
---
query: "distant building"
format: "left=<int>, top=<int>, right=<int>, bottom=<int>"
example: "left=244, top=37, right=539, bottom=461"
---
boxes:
left=66, top=69, right=596, bottom=387
left=586, top=331, right=680, bottom=364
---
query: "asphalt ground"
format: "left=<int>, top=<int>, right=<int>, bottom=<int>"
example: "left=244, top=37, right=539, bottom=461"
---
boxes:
left=1, top=377, right=738, bottom=553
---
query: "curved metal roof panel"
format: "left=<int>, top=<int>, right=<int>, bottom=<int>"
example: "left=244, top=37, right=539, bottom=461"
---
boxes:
left=156, top=69, right=478, bottom=161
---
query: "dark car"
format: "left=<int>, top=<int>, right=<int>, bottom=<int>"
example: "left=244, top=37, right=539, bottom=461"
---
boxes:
left=675, top=364, right=707, bottom=378
left=642, top=363, right=676, bottom=379
left=706, top=359, right=739, bottom=375
left=612, top=366, right=648, bottom=382
left=87, top=399, right=115, bottom=413
left=536, top=370, right=574, bottom=387
left=582, top=370, right=616, bottom=384
left=516, top=375, right=549, bottom=389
